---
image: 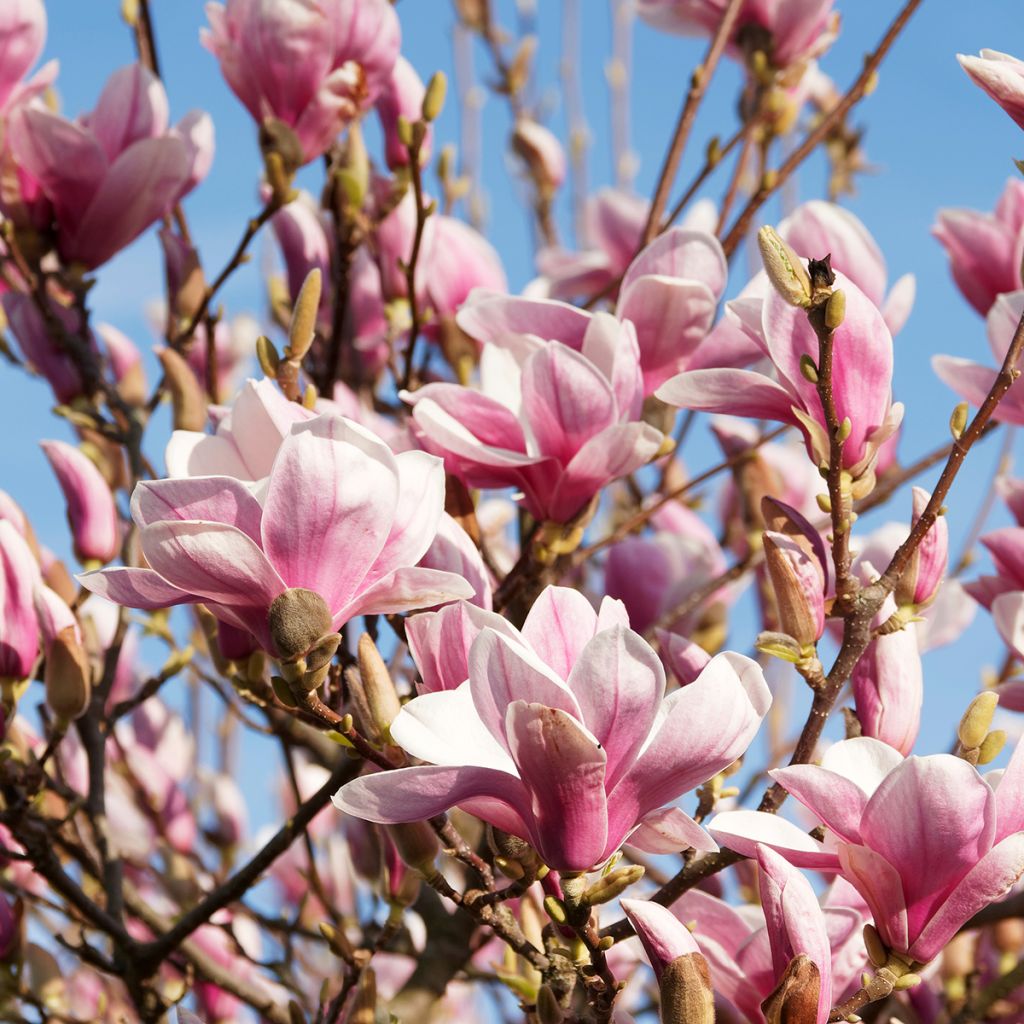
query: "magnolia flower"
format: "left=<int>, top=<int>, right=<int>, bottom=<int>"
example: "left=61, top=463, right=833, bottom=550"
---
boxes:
left=40, top=441, right=119, bottom=565
left=8, top=64, right=212, bottom=268
left=934, top=178, right=1024, bottom=315
left=851, top=624, right=923, bottom=756
left=959, top=50, right=1024, bottom=132
left=0, top=0, right=53, bottom=114
left=202, top=0, right=400, bottom=164
left=0, top=520, right=40, bottom=684
left=405, top=311, right=665, bottom=524
left=658, top=271, right=901, bottom=481
left=335, top=585, right=771, bottom=872
left=934, top=291, right=1024, bottom=424
left=673, top=874, right=868, bottom=1023
left=79, top=414, right=473, bottom=657
left=709, top=736, right=1024, bottom=963
left=636, top=0, right=837, bottom=71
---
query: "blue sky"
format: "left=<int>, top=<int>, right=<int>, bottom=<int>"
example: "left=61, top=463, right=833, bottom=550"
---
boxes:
left=5, top=0, right=1024, bottom=788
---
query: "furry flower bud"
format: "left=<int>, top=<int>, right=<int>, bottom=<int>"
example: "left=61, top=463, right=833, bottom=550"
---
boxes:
left=758, top=226, right=812, bottom=308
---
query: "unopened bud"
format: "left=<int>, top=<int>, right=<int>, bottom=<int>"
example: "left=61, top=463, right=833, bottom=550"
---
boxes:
left=761, top=954, right=820, bottom=1024
left=815, top=492, right=832, bottom=514
left=978, top=729, right=1007, bottom=764
left=422, top=72, right=448, bottom=122
left=581, top=865, right=644, bottom=906
left=357, top=633, right=402, bottom=738
left=825, top=289, right=846, bottom=330
left=863, top=923, right=887, bottom=968
left=156, top=346, right=206, bottom=431
left=958, top=691, right=998, bottom=751
left=396, top=115, right=414, bottom=148
left=256, top=335, right=280, bottom=378
left=762, top=532, right=825, bottom=646
left=950, top=402, right=969, bottom=441
left=660, top=952, right=716, bottom=1024
left=268, top=587, right=333, bottom=662
left=346, top=967, right=377, bottom=1024
left=836, top=417, right=852, bottom=443
left=286, top=268, right=321, bottom=361
left=386, top=821, right=440, bottom=873
left=757, top=226, right=812, bottom=308
left=544, top=895, right=568, bottom=925
left=799, top=354, right=819, bottom=383
left=44, top=627, right=91, bottom=721
left=755, top=630, right=805, bottom=663
left=536, top=983, right=564, bottom=1024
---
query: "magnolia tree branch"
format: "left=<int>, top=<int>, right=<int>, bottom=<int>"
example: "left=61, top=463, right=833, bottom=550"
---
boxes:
left=641, top=0, right=746, bottom=246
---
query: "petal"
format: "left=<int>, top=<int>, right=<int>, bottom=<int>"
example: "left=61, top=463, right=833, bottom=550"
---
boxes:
left=89, top=64, right=169, bottom=160
left=908, top=833, right=1024, bottom=962
left=932, top=356, right=1024, bottom=424
left=468, top=629, right=582, bottom=749
left=836, top=844, right=909, bottom=955
left=627, top=806, right=718, bottom=855
left=505, top=701, right=609, bottom=870
left=226, top=378, right=316, bottom=480
left=521, top=585, right=599, bottom=679
left=165, top=430, right=251, bottom=479
left=341, top=566, right=474, bottom=621
left=619, top=227, right=727, bottom=300
left=568, top=625, right=666, bottom=789
left=455, top=290, right=590, bottom=349
left=656, top=367, right=798, bottom=423
left=140, top=520, right=284, bottom=608
left=707, top=810, right=839, bottom=870
left=818, top=736, right=905, bottom=797
left=768, top=763, right=870, bottom=844
left=521, top=342, right=617, bottom=463
left=992, top=732, right=1024, bottom=840
left=333, top=764, right=533, bottom=839
left=77, top=565, right=194, bottom=610
left=261, top=415, right=398, bottom=612
left=389, top=682, right=516, bottom=773
left=621, top=898, right=702, bottom=980
left=131, top=476, right=264, bottom=542
left=408, top=384, right=528, bottom=453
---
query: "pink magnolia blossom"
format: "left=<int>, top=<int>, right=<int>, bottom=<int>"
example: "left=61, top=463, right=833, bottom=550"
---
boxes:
left=202, top=0, right=400, bottom=164
left=376, top=56, right=430, bottom=169
left=511, top=118, right=567, bottom=193
left=40, top=440, right=119, bottom=565
left=406, top=311, right=665, bottom=523
left=779, top=201, right=916, bottom=335
left=934, top=290, right=1024, bottom=425
left=8, top=63, right=212, bottom=269
left=604, top=502, right=731, bottom=635
left=959, top=50, right=1024, bottom=132
left=535, top=188, right=649, bottom=300
left=673, top=875, right=867, bottom=1023
left=0, top=0, right=52, bottom=114
left=0, top=520, right=41, bottom=683
left=659, top=271, right=901, bottom=480
left=657, top=631, right=712, bottom=685
left=1, top=293, right=93, bottom=403
left=709, top=736, right=1024, bottom=963
left=933, top=178, right=1024, bottom=315
left=335, top=585, right=771, bottom=872
left=78, top=414, right=473, bottom=657
left=851, top=623, right=923, bottom=756
left=636, top=0, right=837, bottom=70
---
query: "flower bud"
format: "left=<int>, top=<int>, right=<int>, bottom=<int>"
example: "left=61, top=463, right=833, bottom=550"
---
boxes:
left=356, top=633, right=402, bottom=738
left=44, top=626, right=91, bottom=722
left=758, top=226, right=812, bottom=308
left=950, top=401, right=969, bottom=440
left=621, top=899, right=702, bottom=983
left=386, top=821, right=440, bottom=874
left=760, top=954, right=820, bottom=1024
left=267, top=587, right=333, bottom=662
left=762, top=531, right=825, bottom=646
left=511, top=118, right=567, bottom=195
left=422, top=71, right=447, bottom=122
left=156, top=346, right=207, bottom=431
left=256, top=335, right=280, bottom=378
left=344, top=966, right=377, bottom=1024
left=958, top=691, right=998, bottom=752
left=582, top=865, right=644, bottom=906
left=896, top=488, right=948, bottom=609
left=536, top=984, right=564, bottom=1024
left=286, top=268, right=321, bottom=362
left=824, top=289, right=846, bottom=330
left=863, top=923, right=888, bottom=968
left=978, top=729, right=1007, bottom=764
left=40, top=440, right=119, bottom=565
left=755, top=630, right=805, bottom=663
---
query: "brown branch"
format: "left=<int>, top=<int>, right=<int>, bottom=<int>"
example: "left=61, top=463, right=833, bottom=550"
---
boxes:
left=400, top=131, right=431, bottom=391
left=641, top=0, right=746, bottom=246
left=719, top=0, right=925, bottom=258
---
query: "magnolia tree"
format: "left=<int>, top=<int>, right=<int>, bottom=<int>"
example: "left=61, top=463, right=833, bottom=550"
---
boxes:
left=4, top=0, right=1024, bottom=1022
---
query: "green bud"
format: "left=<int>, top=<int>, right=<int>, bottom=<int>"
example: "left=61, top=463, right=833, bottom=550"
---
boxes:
left=836, top=417, right=852, bottom=443
left=286, top=268, right=321, bottom=361
left=422, top=72, right=448, bottom=122
left=757, top=226, right=812, bottom=308
left=799, top=354, right=819, bottom=383
left=825, top=289, right=846, bottom=330
left=863, top=923, right=887, bottom=968
left=543, top=895, right=568, bottom=925
left=581, top=865, right=644, bottom=905
left=958, top=691, right=998, bottom=751
left=256, top=335, right=280, bottom=378
left=978, top=729, right=1007, bottom=765
left=950, top=401, right=969, bottom=441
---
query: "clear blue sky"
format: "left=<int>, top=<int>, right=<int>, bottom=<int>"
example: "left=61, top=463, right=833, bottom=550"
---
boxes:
left=5, top=1, right=1024, bottom=792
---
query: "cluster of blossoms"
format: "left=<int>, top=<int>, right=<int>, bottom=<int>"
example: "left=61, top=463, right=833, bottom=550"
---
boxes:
left=4, top=1, right=1024, bottom=1023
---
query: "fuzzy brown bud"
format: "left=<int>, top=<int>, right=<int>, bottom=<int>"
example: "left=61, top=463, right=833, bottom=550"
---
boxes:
left=45, top=627, right=91, bottom=721
left=268, top=588, right=333, bottom=661
left=761, top=954, right=820, bottom=1024
left=386, top=821, right=440, bottom=873
left=356, top=633, right=402, bottom=738
left=660, top=951, right=716, bottom=1024
left=156, top=346, right=206, bottom=431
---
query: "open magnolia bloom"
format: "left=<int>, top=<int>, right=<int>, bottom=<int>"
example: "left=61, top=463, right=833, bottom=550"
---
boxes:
left=708, top=737, right=1024, bottom=964
left=657, top=271, right=902, bottom=485
left=78, top=414, right=473, bottom=657
left=404, top=312, right=665, bottom=524
left=335, top=586, right=771, bottom=873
